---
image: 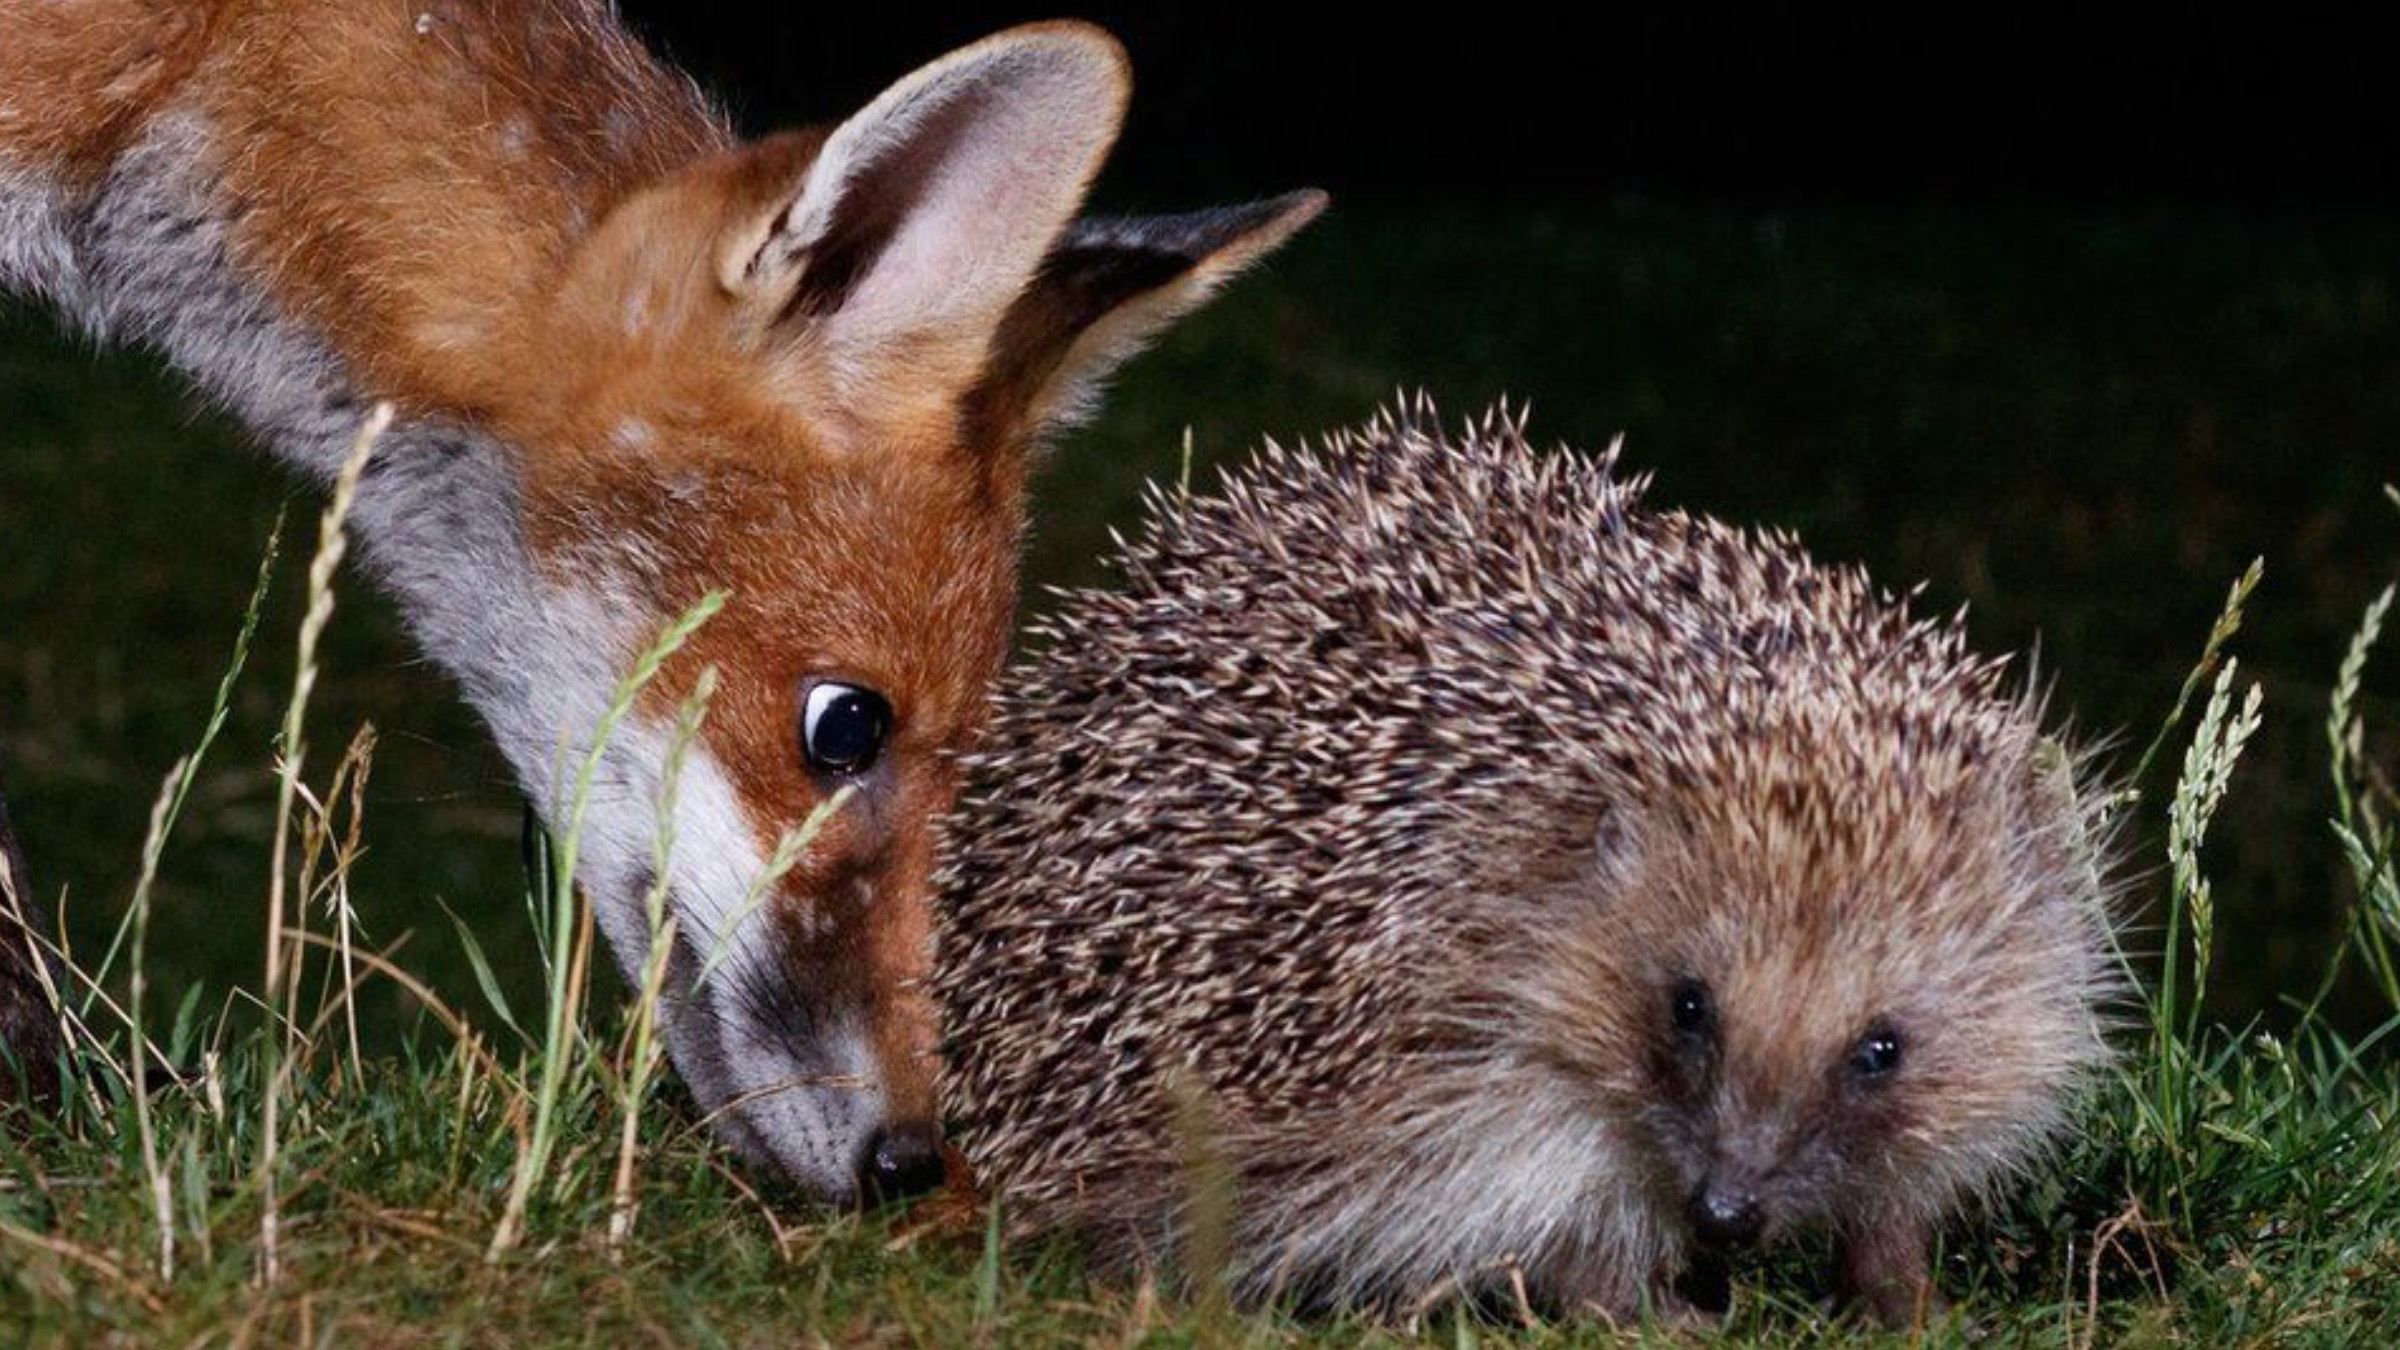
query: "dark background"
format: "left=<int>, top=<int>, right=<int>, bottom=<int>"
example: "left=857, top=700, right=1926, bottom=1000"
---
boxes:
left=3, top=8, right=2396, bottom=1041
left=624, top=8, right=2400, bottom=208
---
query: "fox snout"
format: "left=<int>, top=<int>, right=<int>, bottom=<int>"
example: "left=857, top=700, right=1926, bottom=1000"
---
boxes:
left=854, top=934, right=946, bottom=1206
left=859, top=1120, right=948, bottom=1204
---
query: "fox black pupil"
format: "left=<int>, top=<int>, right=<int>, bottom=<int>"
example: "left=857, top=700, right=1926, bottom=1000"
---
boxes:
left=803, top=683, right=891, bottom=774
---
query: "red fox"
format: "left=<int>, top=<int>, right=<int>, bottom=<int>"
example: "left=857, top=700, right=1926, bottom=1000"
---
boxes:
left=0, top=4, right=1320, bottom=1201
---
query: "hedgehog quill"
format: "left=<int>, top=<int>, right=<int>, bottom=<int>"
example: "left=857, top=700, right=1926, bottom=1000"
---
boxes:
left=935, top=400, right=2120, bottom=1326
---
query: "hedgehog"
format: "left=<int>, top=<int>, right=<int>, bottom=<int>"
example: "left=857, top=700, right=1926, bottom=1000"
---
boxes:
left=933, top=399, right=2118, bottom=1326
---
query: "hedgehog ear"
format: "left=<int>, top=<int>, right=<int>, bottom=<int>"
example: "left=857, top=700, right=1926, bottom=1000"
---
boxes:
left=1590, top=803, right=1644, bottom=890
left=2019, top=736, right=2105, bottom=900
left=971, top=190, right=1328, bottom=444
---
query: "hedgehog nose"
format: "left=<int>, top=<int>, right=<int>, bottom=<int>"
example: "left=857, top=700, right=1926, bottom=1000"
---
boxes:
left=1688, top=1185, right=1764, bottom=1249
left=858, top=1122, right=946, bottom=1206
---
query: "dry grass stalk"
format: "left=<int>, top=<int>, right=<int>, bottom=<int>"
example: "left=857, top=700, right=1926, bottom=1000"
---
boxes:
left=608, top=666, right=717, bottom=1259
left=259, top=401, right=390, bottom=1286
left=128, top=758, right=190, bottom=1280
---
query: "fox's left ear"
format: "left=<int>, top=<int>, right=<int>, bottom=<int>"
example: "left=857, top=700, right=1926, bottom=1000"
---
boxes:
left=713, top=22, right=1131, bottom=447
left=972, top=189, right=1327, bottom=443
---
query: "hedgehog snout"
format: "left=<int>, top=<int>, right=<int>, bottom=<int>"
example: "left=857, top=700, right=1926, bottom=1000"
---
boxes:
left=1673, top=1106, right=1823, bottom=1250
left=1687, top=1181, right=1766, bottom=1250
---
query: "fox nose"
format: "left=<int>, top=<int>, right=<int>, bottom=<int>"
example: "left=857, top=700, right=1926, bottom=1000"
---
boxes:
left=1687, top=1185, right=1765, bottom=1249
left=858, top=1122, right=947, bottom=1206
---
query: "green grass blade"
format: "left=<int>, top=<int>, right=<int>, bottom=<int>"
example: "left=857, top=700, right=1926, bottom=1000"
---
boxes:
left=439, top=897, right=527, bottom=1046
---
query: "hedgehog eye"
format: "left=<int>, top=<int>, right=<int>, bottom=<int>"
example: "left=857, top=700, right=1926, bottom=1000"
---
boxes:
left=802, top=681, right=893, bottom=777
left=1849, top=1024, right=1904, bottom=1080
left=1668, top=979, right=1714, bottom=1037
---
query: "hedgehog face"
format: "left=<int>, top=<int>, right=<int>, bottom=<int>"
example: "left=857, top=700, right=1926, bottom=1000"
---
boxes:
left=1518, top=745, right=2113, bottom=1260
left=1632, top=959, right=1934, bottom=1251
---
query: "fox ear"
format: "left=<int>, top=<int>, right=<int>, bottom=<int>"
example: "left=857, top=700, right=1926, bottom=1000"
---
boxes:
left=717, top=23, right=1130, bottom=419
left=973, top=190, right=1328, bottom=442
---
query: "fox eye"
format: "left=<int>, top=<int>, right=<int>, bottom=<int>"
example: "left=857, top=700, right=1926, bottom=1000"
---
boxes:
left=1668, top=979, right=1714, bottom=1037
left=802, top=681, right=892, bottom=776
left=1850, top=1023, right=1904, bottom=1079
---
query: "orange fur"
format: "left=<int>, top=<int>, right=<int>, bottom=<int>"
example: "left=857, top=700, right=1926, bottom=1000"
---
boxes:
left=0, top=2, right=1317, bottom=1193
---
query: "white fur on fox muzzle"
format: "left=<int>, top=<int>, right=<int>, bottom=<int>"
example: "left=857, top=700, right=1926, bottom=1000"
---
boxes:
left=573, top=721, right=889, bottom=1201
left=673, top=996, right=884, bottom=1201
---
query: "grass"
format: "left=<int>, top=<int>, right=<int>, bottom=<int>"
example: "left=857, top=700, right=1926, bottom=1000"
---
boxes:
left=2, top=201, right=2400, bottom=1342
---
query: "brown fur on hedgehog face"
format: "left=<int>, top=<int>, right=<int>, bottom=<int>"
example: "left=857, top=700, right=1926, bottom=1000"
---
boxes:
left=1508, top=699, right=2113, bottom=1261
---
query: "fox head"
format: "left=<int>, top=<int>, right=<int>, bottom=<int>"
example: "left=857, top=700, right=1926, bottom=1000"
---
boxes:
left=0, top=9, right=1311, bottom=1192
left=466, top=23, right=1320, bottom=1201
